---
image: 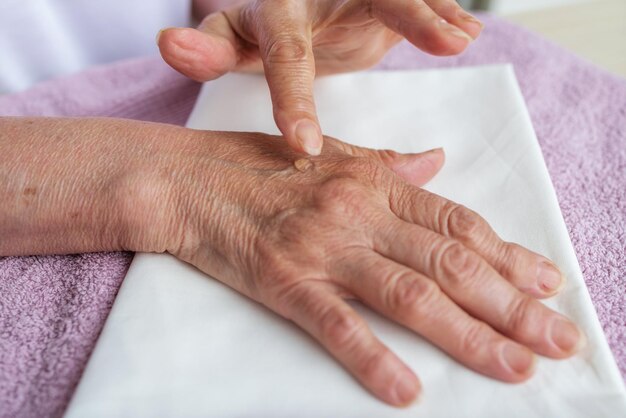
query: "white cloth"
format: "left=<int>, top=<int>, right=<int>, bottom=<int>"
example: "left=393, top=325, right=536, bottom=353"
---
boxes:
left=65, top=65, right=626, bottom=417
left=0, top=0, right=190, bottom=94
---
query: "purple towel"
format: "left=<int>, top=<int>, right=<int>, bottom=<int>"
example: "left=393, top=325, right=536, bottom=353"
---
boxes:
left=1, top=14, right=625, bottom=418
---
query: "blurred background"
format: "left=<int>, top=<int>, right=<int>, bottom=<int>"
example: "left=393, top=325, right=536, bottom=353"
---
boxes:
left=460, top=0, right=626, bottom=77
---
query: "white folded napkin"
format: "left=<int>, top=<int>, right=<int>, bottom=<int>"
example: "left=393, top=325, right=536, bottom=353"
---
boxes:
left=65, top=65, right=626, bottom=417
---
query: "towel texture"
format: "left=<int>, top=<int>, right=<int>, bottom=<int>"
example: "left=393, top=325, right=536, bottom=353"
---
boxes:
left=0, top=14, right=624, bottom=418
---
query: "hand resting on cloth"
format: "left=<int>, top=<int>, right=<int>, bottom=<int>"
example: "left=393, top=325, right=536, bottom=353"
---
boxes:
left=0, top=117, right=584, bottom=407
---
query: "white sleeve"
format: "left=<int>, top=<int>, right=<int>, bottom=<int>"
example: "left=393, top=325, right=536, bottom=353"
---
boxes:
left=0, top=0, right=191, bottom=94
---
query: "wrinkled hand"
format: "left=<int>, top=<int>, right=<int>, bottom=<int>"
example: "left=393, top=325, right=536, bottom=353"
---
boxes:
left=141, top=131, right=584, bottom=407
left=157, top=0, right=482, bottom=155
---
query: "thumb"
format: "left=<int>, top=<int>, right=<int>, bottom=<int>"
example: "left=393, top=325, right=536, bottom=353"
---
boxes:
left=157, top=12, right=241, bottom=82
left=325, top=137, right=445, bottom=187
left=382, top=147, right=445, bottom=186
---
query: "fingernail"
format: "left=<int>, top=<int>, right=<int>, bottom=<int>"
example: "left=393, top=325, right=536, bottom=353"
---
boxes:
left=156, top=27, right=178, bottom=46
left=393, top=372, right=419, bottom=406
left=420, top=148, right=444, bottom=165
left=295, top=120, right=322, bottom=156
left=426, top=147, right=444, bottom=155
left=551, top=318, right=586, bottom=352
left=537, top=261, right=565, bottom=292
left=501, top=343, right=535, bottom=374
left=438, top=19, right=473, bottom=42
left=396, top=148, right=442, bottom=168
left=457, top=9, right=484, bottom=30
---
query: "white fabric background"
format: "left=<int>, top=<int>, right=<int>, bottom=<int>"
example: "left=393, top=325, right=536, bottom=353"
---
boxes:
left=65, top=65, right=626, bottom=417
left=0, top=0, right=190, bottom=94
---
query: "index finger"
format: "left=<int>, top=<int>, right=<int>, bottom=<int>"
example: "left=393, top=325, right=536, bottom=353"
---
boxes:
left=247, top=2, right=323, bottom=156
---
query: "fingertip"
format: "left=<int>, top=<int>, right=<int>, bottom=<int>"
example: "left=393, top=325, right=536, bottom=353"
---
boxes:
left=156, top=26, right=184, bottom=48
left=426, top=147, right=446, bottom=169
left=390, top=370, right=422, bottom=407
left=294, top=119, right=323, bottom=156
left=436, top=19, right=473, bottom=55
left=155, top=28, right=166, bottom=46
left=373, top=1, right=472, bottom=57
left=157, top=27, right=237, bottom=81
left=500, top=343, right=536, bottom=382
left=411, top=19, right=472, bottom=56
left=550, top=317, right=587, bottom=357
left=454, top=9, right=484, bottom=40
left=368, top=351, right=421, bottom=408
left=537, top=260, right=566, bottom=295
left=433, top=7, right=484, bottom=40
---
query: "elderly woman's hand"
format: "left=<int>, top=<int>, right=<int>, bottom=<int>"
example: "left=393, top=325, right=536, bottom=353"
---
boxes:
left=157, top=0, right=483, bottom=155
left=137, top=127, right=582, bottom=407
left=1, top=117, right=583, bottom=407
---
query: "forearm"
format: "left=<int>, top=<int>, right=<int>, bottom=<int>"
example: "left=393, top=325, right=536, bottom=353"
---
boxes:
left=0, top=117, right=190, bottom=256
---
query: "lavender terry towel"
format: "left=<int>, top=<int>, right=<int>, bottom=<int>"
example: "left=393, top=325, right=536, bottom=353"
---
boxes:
left=1, top=14, right=625, bottom=418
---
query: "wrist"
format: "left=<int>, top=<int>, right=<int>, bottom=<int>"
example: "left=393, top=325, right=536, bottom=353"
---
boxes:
left=115, top=125, right=203, bottom=255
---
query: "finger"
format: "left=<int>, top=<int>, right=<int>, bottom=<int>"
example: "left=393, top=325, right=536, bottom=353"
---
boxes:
left=273, top=281, right=420, bottom=406
left=370, top=0, right=473, bottom=56
left=374, top=219, right=587, bottom=358
left=390, top=185, right=566, bottom=298
left=335, top=250, right=536, bottom=382
left=423, top=0, right=484, bottom=39
left=324, top=137, right=445, bottom=187
left=252, top=3, right=323, bottom=156
left=157, top=12, right=245, bottom=82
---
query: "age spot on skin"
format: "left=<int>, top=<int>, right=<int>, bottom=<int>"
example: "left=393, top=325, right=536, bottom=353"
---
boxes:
left=21, top=187, right=37, bottom=206
left=294, top=158, right=313, bottom=172
left=23, top=187, right=37, bottom=196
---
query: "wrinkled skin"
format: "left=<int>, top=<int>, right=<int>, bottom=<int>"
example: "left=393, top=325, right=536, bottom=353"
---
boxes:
left=0, top=0, right=582, bottom=410
left=148, top=130, right=584, bottom=407
left=158, top=0, right=483, bottom=155
left=1, top=117, right=584, bottom=406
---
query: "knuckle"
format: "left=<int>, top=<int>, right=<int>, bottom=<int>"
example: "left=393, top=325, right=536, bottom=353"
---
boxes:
left=499, top=242, right=528, bottom=274
left=344, top=156, right=384, bottom=176
left=273, top=208, right=310, bottom=240
left=438, top=242, right=482, bottom=286
left=460, top=322, right=491, bottom=357
left=388, top=185, right=412, bottom=214
left=259, top=261, right=300, bottom=311
left=316, top=177, right=369, bottom=213
left=320, top=306, right=364, bottom=349
left=273, top=91, right=315, bottom=116
left=506, top=296, right=537, bottom=338
left=340, top=157, right=393, bottom=189
left=265, top=35, right=310, bottom=66
left=386, top=272, right=440, bottom=316
left=422, top=191, right=443, bottom=211
left=445, top=204, right=484, bottom=239
left=375, top=149, right=401, bottom=164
